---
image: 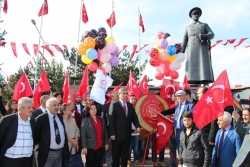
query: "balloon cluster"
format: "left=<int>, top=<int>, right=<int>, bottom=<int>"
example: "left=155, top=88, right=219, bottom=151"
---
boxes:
left=148, top=31, right=185, bottom=80
left=77, top=27, right=120, bottom=73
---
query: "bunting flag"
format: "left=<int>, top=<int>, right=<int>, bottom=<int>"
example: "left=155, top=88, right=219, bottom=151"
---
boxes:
left=10, top=42, right=17, bottom=57
left=62, top=45, right=68, bottom=50
left=39, top=51, right=48, bottom=62
left=246, top=45, right=250, bottom=48
left=38, top=0, right=48, bottom=16
left=223, top=39, right=236, bottom=45
left=3, top=0, right=7, bottom=14
left=0, top=40, right=6, bottom=47
left=32, top=57, right=36, bottom=64
left=53, top=44, right=62, bottom=52
left=135, top=44, right=149, bottom=54
left=210, top=40, right=223, bottom=49
left=234, top=38, right=248, bottom=49
left=106, top=11, right=116, bottom=28
left=130, top=45, right=137, bottom=58
left=41, top=45, right=54, bottom=56
left=82, top=2, right=88, bottom=23
left=117, top=45, right=128, bottom=56
left=33, top=44, right=39, bottom=55
left=62, top=71, right=70, bottom=103
left=78, top=66, right=89, bottom=100
left=139, top=13, right=145, bottom=33
left=26, top=60, right=33, bottom=68
left=21, top=43, right=31, bottom=55
left=12, top=73, right=33, bottom=101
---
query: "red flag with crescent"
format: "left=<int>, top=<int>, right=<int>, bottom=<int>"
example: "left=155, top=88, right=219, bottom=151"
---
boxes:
left=62, top=71, right=70, bottom=103
left=193, top=70, right=233, bottom=129
left=10, top=42, right=17, bottom=57
left=156, top=114, right=173, bottom=154
left=78, top=66, right=89, bottom=100
left=106, top=11, right=116, bottom=28
left=139, top=75, right=149, bottom=95
left=182, top=75, right=190, bottom=90
left=82, top=2, right=88, bottom=23
left=160, top=79, right=179, bottom=108
left=3, top=0, right=8, bottom=14
left=22, top=43, right=31, bottom=55
left=13, top=73, right=33, bottom=101
left=126, top=71, right=140, bottom=100
left=38, top=0, right=48, bottom=16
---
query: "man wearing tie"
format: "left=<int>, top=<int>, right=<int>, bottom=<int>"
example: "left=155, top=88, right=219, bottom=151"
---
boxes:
left=211, top=112, right=242, bottom=167
left=108, top=87, right=140, bottom=167
left=35, top=97, right=69, bottom=167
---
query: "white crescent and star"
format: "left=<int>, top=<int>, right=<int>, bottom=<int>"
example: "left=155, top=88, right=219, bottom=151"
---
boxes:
left=165, top=85, right=175, bottom=94
left=19, top=82, right=25, bottom=93
left=156, top=122, right=167, bottom=138
left=101, top=80, right=106, bottom=85
left=143, top=82, right=148, bottom=90
left=210, top=85, right=225, bottom=103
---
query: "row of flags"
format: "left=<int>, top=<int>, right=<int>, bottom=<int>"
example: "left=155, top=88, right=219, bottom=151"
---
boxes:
left=211, top=38, right=250, bottom=49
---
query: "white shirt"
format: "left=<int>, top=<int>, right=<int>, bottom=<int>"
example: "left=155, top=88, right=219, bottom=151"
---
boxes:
left=131, top=123, right=140, bottom=136
left=5, top=113, right=33, bottom=158
left=120, top=100, right=128, bottom=116
left=76, top=104, right=81, bottom=115
left=39, top=106, right=46, bottom=113
left=176, top=100, right=186, bottom=129
left=48, top=112, right=65, bottom=149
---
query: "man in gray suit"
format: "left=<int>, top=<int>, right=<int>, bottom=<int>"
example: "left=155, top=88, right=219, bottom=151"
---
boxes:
left=232, top=111, right=250, bottom=167
left=182, top=7, right=215, bottom=85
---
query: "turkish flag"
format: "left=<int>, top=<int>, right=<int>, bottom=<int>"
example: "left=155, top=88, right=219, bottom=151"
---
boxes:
left=160, top=79, right=179, bottom=108
left=53, top=45, right=62, bottom=52
left=156, top=114, right=174, bottom=154
left=10, top=42, right=17, bottom=57
left=13, top=73, right=33, bottom=101
left=38, top=0, right=48, bottom=16
left=182, top=75, right=190, bottom=90
left=22, top=43, right=31, bottom=55
left=33, top=70, right=50, bottom=108
left=117, top=45, right=128, bottom=56
left=41, top=45, right=54, bottom=57
left=82, top=2, right=88, bottom=23
left=62, top=71, right=70, bottom=103
left=223, top=39, right=236, bottom=45
left=78, top=66, right=88, bottom=100
left=234, top=38, right=248, bottom=49
left=139, top=75, right=149, bottom=95
left=193, top=70, right=233, bottom=129
left=3, top=0, right=7, bottom=14
left=105, top=82, right=123, bottom=103
left=39, top=51, right=48, bottom=62
left=126, top=71, right=140, bottom=100
left=130, top=45, right=137, bottom=58
left=33, top=44, right=39, bottom=55
left=106, top=11, right=116, bottom=28
left=139, top=13, right=145, bottom=33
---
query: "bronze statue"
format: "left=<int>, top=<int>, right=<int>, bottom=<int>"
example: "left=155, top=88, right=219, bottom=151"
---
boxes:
left=181, top=7, right=214, bottom=85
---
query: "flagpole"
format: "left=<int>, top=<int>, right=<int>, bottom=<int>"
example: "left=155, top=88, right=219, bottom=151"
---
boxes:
left=0, top=0, right=2, bottom=18
left=109, top=0, right=114, bottom=77
left=74, top=0, right=83, bottom=85
left=34, top=3, right=45, bottom=91
left=138, top=7, right=141, bottom=82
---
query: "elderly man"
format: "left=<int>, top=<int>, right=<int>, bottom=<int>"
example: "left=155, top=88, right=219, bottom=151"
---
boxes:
left=0, top=97, right=35, bottom=167
left=108, top=87, right=140, bottom=167
left=182, top=7, right=215, bottom=85
left=241, top=108, right=250, bottom=127
left=32, top=95, right=49, bottom=118
left=232, top=111, right=250, bottom=167
left=35, top=97, right=69, bottom=167
left=211, top=112, right=242, bottom=167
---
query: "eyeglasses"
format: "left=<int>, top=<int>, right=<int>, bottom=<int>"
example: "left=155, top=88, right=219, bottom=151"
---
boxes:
left=122, top=93, right=128, bottom=95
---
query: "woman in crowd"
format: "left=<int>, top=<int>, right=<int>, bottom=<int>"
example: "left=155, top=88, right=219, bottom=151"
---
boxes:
left=81, top=104, right=109, bottom=167
left=68, top=100, right=82, bottom=128
left=0, top=88, right=18, bottom=116
left=127, top=95, right=140, bottom=167
left=61, top=103, right=84, bottom=167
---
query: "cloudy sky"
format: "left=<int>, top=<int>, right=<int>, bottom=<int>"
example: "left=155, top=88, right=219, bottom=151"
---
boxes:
left=0, top=0, right=250, bottom=87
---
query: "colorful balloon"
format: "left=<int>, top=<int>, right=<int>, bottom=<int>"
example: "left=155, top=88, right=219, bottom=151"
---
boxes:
left=176, top=52, right=185, bottom=62
left=84, top=37, right=96, bottom=48
left=110, top=56, right=119, bottom=66
left=157, top=31, right=164, bottom=39
left=167, top=37, right=176, bottom=45
left=159, top=50, right=168, bottom=61
left=175, top=43, right=182, bottom=54
left=163, top=68, right=171, bottom=77
left=86, top=48, right=98, bottom=60
left=148, top=48, right=159, bottom=59
left=170, top=61, right=182, bottom=71
left=81, top=55, right=93, bottom=64
left=162, top=33, right=171, bottom=39
left=98, top=27, right=107, bottom=34
left=102, top=62, right=112, bottom=73
left=105, top=42, right=117, bottom=53
left=88, top=62, right=98, bottom=72
left=100, top=53, right=111, bottom=63
left=168, top=45, right=177, bottom=56
left=149, top=57, right=160, bottom=67
left=170, top=71, right=179, bottom=79
left=82, top=31, right=95, bottom=40
left=90, top=29, right=98, bottom=38
left=150, top=35, right=159, bottom=44
left=111, top=47, right=119, bottom=57
left=95, top=36, right=106, bottom=50
left=155, top=72, right=164, bottom=80
left=105, top=36, right=115, bottom=43
left=157, top=38, right=168, bottom=49
left=155, top=64, right=165, bottom=73
left=77, top=43, right=88, bottom=55
left=167, top=54, right=176, bottom=62
left=98, top=32, right=107, bottom=38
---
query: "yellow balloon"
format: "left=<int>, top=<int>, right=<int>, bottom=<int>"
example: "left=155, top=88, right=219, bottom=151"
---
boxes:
left=81, top=55, right=93, bottom=64
left=155, top=45, right=161, bottom=52
left=167, top=54, right=176, bottom=62
left=105, top=36, right=115, bottom=43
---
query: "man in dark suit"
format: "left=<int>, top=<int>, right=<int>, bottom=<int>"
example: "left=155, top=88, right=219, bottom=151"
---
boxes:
left=108, top=88, right=140, bottom=167
left=35, top=97, right=69, bottom=167
left=211, top=112, right=242, bottom=167
left=32, top=95, right=49, bottom=118
left=0, top=97, right=35, bottom=167
left=73, top=92, right=85, bottom=119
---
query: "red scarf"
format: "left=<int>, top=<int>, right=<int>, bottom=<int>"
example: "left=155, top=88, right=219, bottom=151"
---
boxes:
left=90, top=116, right=103, bottom=150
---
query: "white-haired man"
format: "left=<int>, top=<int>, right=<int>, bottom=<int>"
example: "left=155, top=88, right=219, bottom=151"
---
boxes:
left=211, top=112, right=242, bottom=167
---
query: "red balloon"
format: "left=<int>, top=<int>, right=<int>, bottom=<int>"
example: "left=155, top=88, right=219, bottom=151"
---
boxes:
left=163, top=61, right=170, bottom=68
left=155, top=72, right=164, bottom=80
left=163, top=68, right=171, bottom=77
left=148, top=48, right=159, bottom=59
left=158, top=31, right=164, bottom=39
left=88, top=62, right=98, bottom=72
left=149, top=57, right=160, bottom=67
left=170, top=71, right=179, bottom=79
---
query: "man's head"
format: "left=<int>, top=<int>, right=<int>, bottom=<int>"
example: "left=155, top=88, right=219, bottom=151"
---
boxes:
left=182, top=111, right=194, bottom=129
left=184, top=90, right=192, bottom=102
left=18, top=97, right=33, bottom=119
left=73, top=92, right=82, bottom=104
left=111, top=92, right=119, bottom=102
left=52, top=92, right=62, bottom=103
left=46, top=97, right=59, bottom=115
left=82, top=100, right=87, bottom=107
left=40, top=95, right=49, bottom=108
left=197, top=86, right=208, bottom=100
left=175, top=90, right=186, bottom=104
left=129, top=95, right=137, bottom=105
left=242, top=108, right=250, bottom=124
left=189, top=7, right=202, bottom=21
left=217, top=111, right=232, bottom=129
left=118, top=87, right=128, bottom=101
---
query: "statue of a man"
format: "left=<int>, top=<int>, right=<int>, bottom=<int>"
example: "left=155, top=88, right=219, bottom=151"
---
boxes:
left=181, top=7, right=215, bottom=85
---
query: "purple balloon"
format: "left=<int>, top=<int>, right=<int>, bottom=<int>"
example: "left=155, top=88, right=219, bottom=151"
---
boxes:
left=109, top=56, right=119, bottom=66
left=110, top=47, right=119, bottom=57
left=158, top=38, right=168, bottom=49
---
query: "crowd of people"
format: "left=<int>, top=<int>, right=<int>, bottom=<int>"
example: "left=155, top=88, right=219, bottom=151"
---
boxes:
left=0, top=86, right=250, bottom=167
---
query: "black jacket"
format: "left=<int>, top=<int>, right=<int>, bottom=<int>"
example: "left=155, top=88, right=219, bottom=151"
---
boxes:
left=179, top=125, right=211, bottom=167
left=32, top=108, right=44, bottom=119
left=0, top=96, right=7, bottom=116
left=0, top=114, right=35, bottom=162
left=35, top=113, right=70, bottom=167
left=101, top=103, right=111, bottom=137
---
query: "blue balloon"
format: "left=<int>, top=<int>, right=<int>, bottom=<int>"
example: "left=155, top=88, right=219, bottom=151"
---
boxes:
left=86, top=48, right=98, bottom=60
left=167, top=45, right=177, bottom=56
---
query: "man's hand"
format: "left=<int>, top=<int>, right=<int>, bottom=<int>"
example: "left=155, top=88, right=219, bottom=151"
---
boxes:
left=110, top=135, right=115, bottom=140
left=209, top=142, right=215, bottom=145
left=232, top=111, right=240, bottom=121
left=71, top=139, right=78, bottom=147
left=136, top=128, right=141, bottom=133
left=82, top=148, right=87, bottom=155
left=105, top=144, right=109, bottom=151
left=178, top=165, right=183, bottom=167
left=0, top=88, right=2, bottom=96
